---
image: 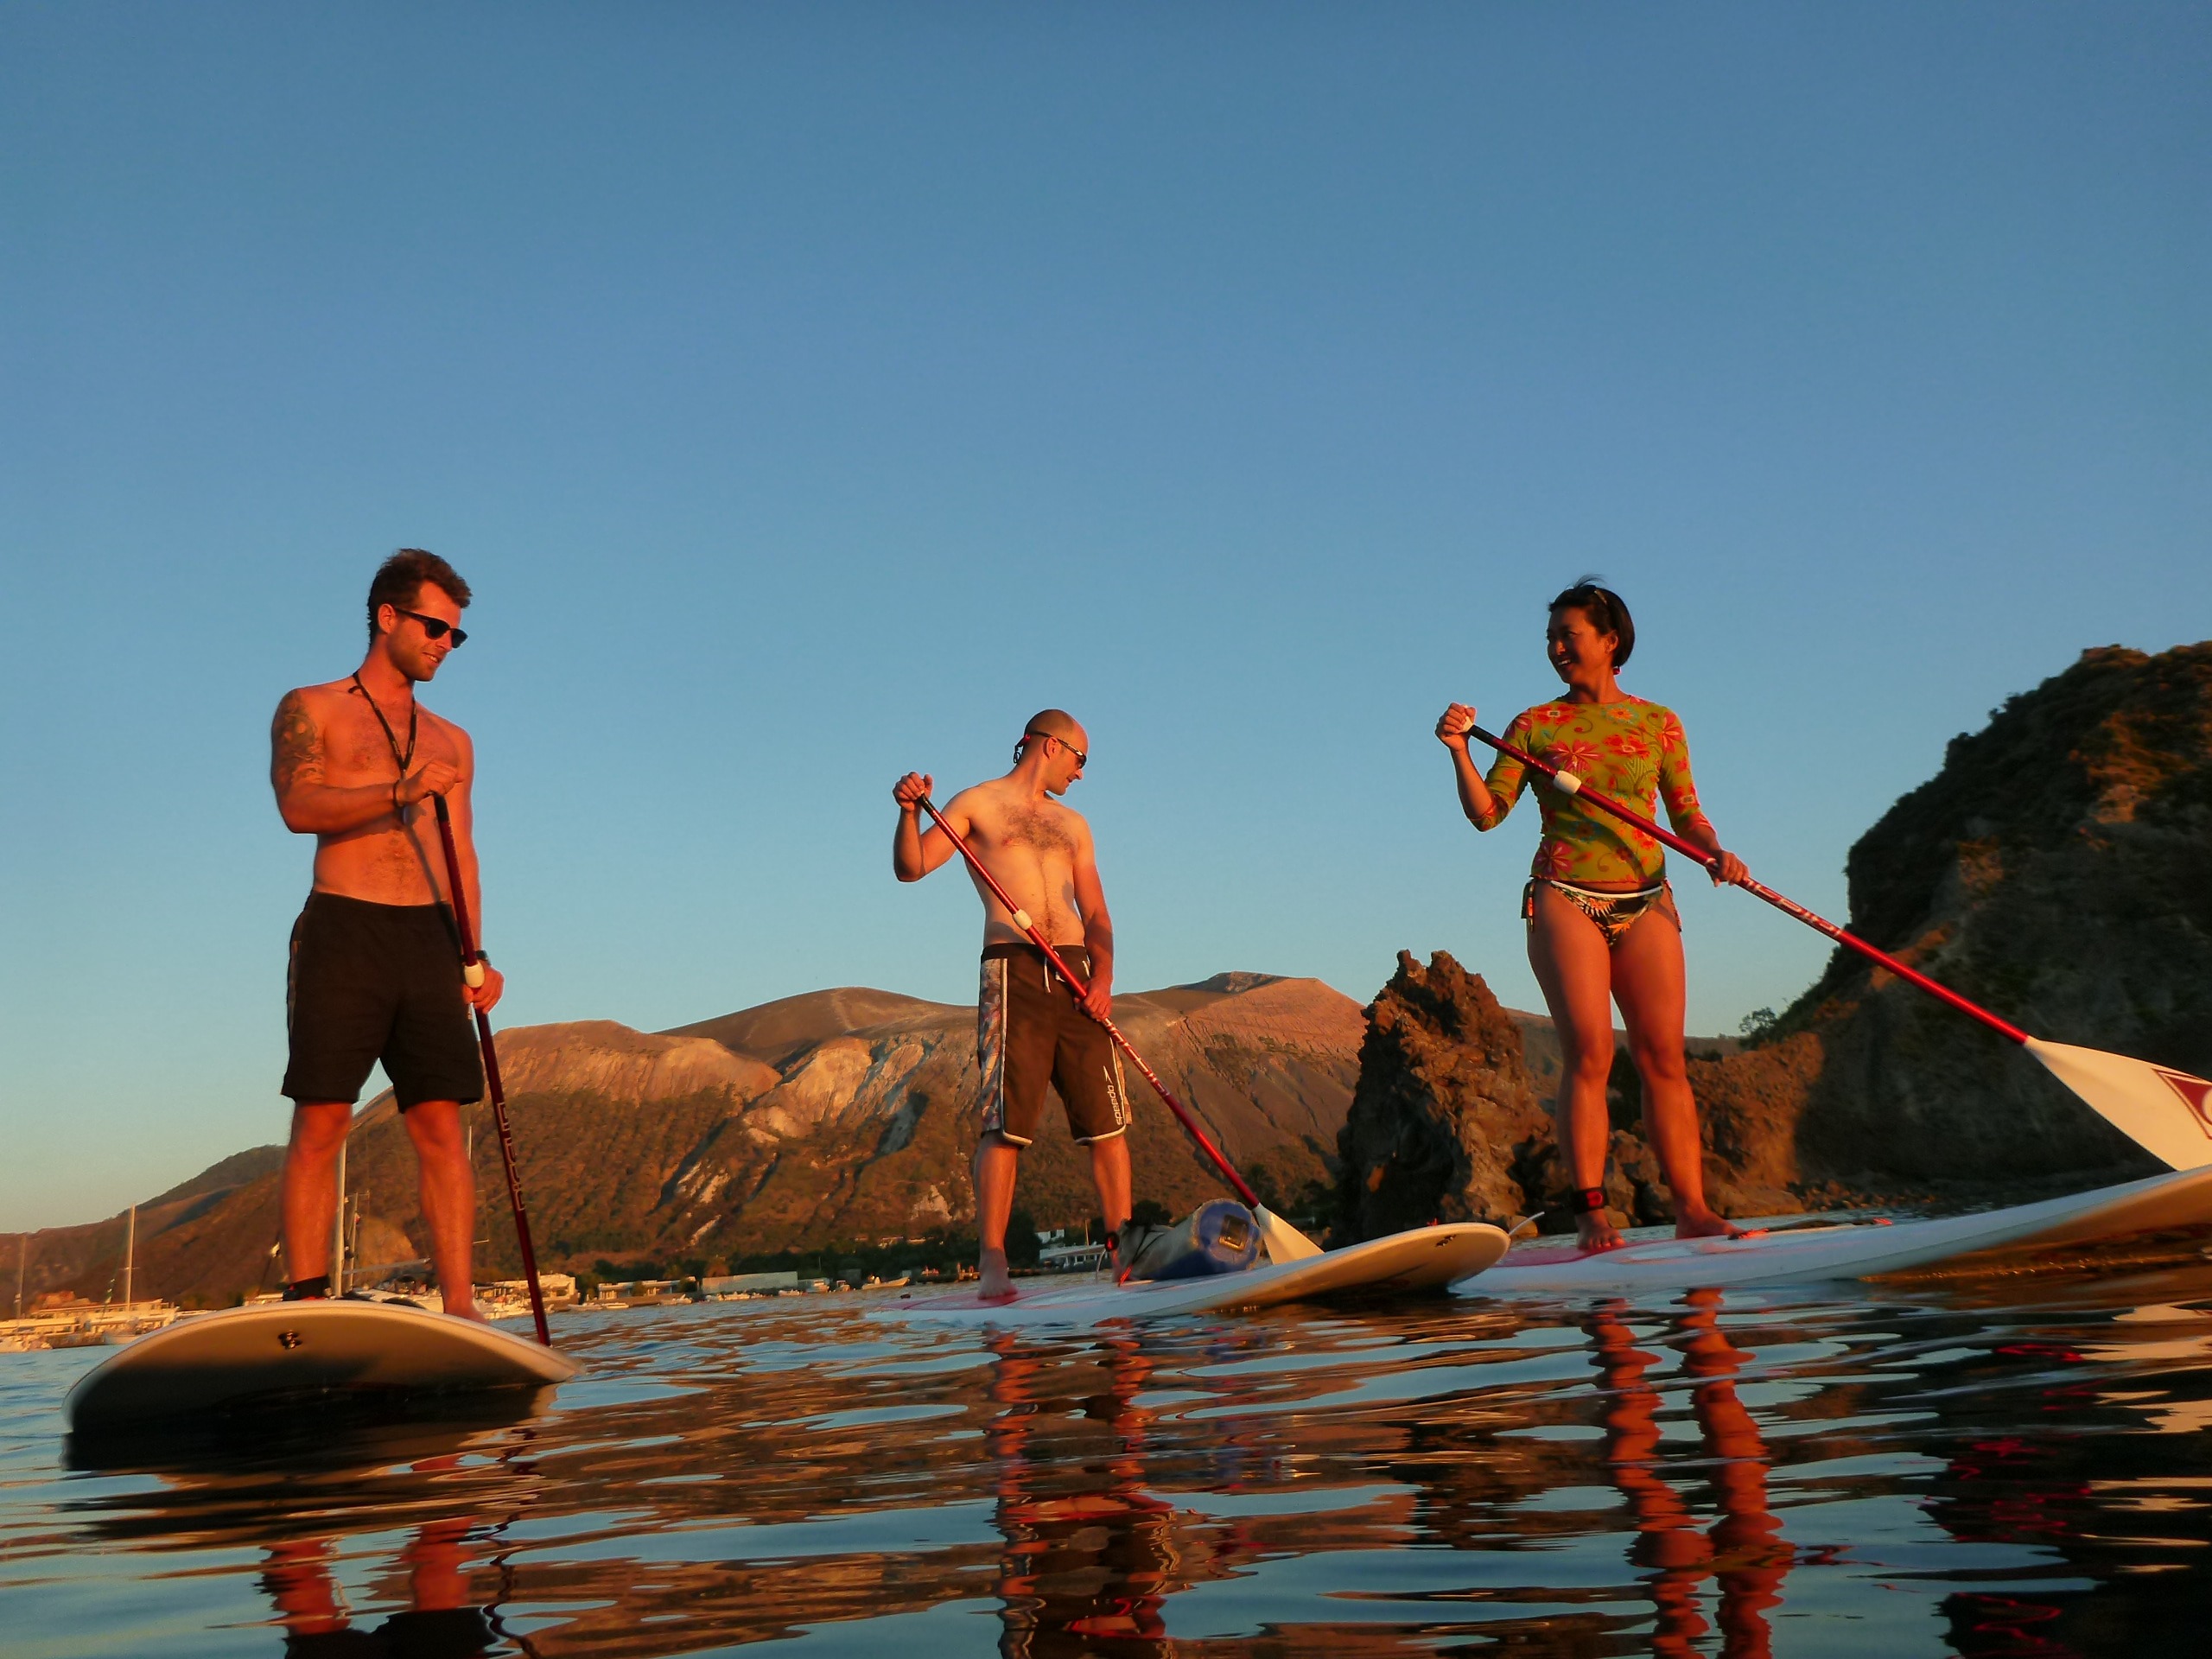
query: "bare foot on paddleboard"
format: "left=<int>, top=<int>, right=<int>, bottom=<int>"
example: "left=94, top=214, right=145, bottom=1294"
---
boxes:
left=1674, top=1208, right=1745, bottom=1241
left=976, top=1247, right=1018, bottom=1305
left=444, top=1299, right=495, bottom=1324
left=1574, top=1216, right=1626, bottom=1254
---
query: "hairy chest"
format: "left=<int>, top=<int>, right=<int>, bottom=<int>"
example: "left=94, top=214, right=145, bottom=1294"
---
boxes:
left=989, top=801, right=1078, bottom=859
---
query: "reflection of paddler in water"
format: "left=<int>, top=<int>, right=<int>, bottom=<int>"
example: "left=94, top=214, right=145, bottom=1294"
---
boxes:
left=1436, top=579, right=1747, bottom=1253
left=893, top=709, right=1133, bottom=1304
left=984, top=1332, right=1176, bottom=1652
left=72, top=1421, right=537, bottom=1658
left=261, top=1517, right=498, bottom=1659
left=1586, top=1291, right=1791, bottom=1658
left=257, top=1446, right=510, bottom=1659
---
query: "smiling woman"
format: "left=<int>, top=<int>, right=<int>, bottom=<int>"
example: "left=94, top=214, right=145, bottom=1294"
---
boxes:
left=1433, top=581, right=1748, bottom=1254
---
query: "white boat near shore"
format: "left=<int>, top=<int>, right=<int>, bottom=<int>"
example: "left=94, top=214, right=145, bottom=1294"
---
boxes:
left=0, top=1301, right=181, bottom=1353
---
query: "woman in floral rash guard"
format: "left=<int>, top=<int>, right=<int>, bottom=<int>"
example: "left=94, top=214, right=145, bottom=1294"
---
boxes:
left=1435, top=582, right=1748, bottom=1252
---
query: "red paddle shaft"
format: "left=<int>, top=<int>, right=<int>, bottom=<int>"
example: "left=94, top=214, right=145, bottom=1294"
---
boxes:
left=914, top=795, right=1266, bottom=1211
left=429, top=793, right=553, bottom=1346
left=1465, top=724, right=2031, bottom=1047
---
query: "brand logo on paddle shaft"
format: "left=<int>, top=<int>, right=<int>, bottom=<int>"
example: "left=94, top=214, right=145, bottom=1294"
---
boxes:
left=2156, top=1068, right=2212, bottom=1136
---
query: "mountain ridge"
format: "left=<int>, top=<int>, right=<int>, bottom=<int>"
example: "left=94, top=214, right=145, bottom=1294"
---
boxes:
left=16, top=972, right=1376, bottom=1308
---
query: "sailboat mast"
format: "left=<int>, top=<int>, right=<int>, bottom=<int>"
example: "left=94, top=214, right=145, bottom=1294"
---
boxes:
left=124, top=1205, right=136, bottom=1306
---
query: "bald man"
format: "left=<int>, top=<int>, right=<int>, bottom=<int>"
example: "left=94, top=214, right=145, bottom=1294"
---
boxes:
left=893, top=709, right=1131, bottom=1302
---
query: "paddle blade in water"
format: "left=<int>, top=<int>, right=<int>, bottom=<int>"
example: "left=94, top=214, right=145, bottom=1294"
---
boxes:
left=2025, top=1039, right=2212, bottom=1172
left=1255, top=1205, right=1325, bottom=1262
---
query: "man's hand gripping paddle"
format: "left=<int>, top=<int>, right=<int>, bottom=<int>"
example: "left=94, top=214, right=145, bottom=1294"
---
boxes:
left=914, top=795, right=1325, bottom=1263
left=429, top=793, right=556, bottom=1344
left=1463, top=723, right=2212, bottom=1173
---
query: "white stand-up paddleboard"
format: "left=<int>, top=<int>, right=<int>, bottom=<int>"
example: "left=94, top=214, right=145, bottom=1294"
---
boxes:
left=65, top=1299, right=581, bottom=1433
left=877, top=1223, right=1510, bottom=1328
left=1460, top=1164, right=2212, bottom=1296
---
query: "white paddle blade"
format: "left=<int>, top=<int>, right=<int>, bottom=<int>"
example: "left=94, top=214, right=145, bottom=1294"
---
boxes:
left=1255, top=1205, right=1324, bottom=1262
left=2026, top=1039, right=2212, bottom=1173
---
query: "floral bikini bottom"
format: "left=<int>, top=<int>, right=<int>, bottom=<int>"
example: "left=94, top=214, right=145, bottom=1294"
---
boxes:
left=1522, top=879, right=1681, bottom=949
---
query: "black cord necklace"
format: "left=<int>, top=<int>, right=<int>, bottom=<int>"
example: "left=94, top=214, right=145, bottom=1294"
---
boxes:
left=350, top=672, right=417, bottom=808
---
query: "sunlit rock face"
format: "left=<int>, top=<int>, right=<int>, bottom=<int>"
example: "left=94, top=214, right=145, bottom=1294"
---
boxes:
left=654, top=976, right=1365, bottom=1265
left=1771, top=640, right=2212, bottom=1185
left=1336, top=951, right=1554, bottom=1239
left=1334, top=950, right=1757, bottom=1239
left=41, top=976, right=1370, bottom=1305
left=491, top=1021, right=781, bottom=1103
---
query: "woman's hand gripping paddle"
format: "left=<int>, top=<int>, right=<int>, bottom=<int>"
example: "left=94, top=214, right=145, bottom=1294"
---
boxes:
left=914, top=795, right=1325, bottom=1263
left=429, top=793, right=556, bottom=1344
left=1463, top=723, right=2212, bottom=1173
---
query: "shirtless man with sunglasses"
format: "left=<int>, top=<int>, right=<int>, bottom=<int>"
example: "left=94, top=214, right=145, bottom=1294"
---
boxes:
left=893, top=710, right=1131, bottom=1302
left=267, top=549, right=505, bottom=1318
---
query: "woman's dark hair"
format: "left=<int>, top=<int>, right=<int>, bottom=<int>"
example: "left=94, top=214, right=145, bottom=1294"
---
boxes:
left=366, top=548, right=472, bottom=644
left=1548, top=576, right=1634, bottom=668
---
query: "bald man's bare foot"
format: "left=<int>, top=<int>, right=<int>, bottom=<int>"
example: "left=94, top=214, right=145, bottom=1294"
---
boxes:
left=443, top=1295, right=494, bottom=1325
left=1675, top=1207, right=1745, bottom=1241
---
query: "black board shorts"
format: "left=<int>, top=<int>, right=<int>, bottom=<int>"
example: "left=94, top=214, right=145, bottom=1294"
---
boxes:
left=976, top=943, right=1130, bottom=1147
left=283, top=893, right=484, bottom=1110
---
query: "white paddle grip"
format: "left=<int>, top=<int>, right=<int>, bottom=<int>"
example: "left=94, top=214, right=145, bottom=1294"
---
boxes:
left=1550, top=769, right=1583, bottom=796
left=463, top=961, right=486, bottom=989
left=1013, top=909, right=1033, bottom=931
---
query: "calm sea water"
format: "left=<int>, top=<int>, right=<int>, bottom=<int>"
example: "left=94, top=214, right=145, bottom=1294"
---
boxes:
left=6, top=1262, right=2212, bottom=1657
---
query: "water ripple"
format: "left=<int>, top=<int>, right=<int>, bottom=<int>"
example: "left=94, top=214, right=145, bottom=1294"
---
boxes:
left=3, top=1262, right=2210, bottom=1654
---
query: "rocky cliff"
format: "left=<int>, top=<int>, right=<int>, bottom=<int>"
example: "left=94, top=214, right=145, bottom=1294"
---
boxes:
left=1770, top=641, right=2212, bottom=1185
left=23, top=972, right=1363, bottom=1307
left=1338, top=641, right=2212, bottom=1236
left=1335, top=951, right=1784, bottom=1236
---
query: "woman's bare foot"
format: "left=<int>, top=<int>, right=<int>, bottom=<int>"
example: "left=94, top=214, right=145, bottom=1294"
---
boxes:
left=1675, top=1207, right=1745, bottom=1241
left=442, top=1297, right=493, bottom=1324
left=1574, top=1214, right=1626, bottom=1253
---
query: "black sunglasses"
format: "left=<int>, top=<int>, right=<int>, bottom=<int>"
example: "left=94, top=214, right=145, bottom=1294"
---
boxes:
left=394, top=607, right=467, bottom=646
left=1025, top=729, right=1087, bottom=766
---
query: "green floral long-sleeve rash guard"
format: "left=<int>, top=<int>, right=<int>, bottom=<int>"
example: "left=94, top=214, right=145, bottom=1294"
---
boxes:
left=1476, top=697, right=1711, bottom=887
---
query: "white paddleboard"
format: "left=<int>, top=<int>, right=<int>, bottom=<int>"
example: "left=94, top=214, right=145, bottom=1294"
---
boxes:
left=1461, top=1164, right=2212, bottom=1296
left=875, top=1223, right=1510, bottom=1327
left=65, top=1298, right=581, bottom=1432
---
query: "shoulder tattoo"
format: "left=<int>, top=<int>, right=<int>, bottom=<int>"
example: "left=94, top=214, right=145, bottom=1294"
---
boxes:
left=271, top=690, right=324, bottom=790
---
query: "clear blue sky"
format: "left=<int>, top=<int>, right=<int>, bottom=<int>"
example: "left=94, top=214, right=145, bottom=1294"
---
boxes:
left=3, top=5, right=2206, bottom=1230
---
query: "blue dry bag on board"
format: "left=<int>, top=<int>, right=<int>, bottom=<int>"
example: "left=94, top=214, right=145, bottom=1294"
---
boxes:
left=1128, top=1199, right=1263, bottom=1281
